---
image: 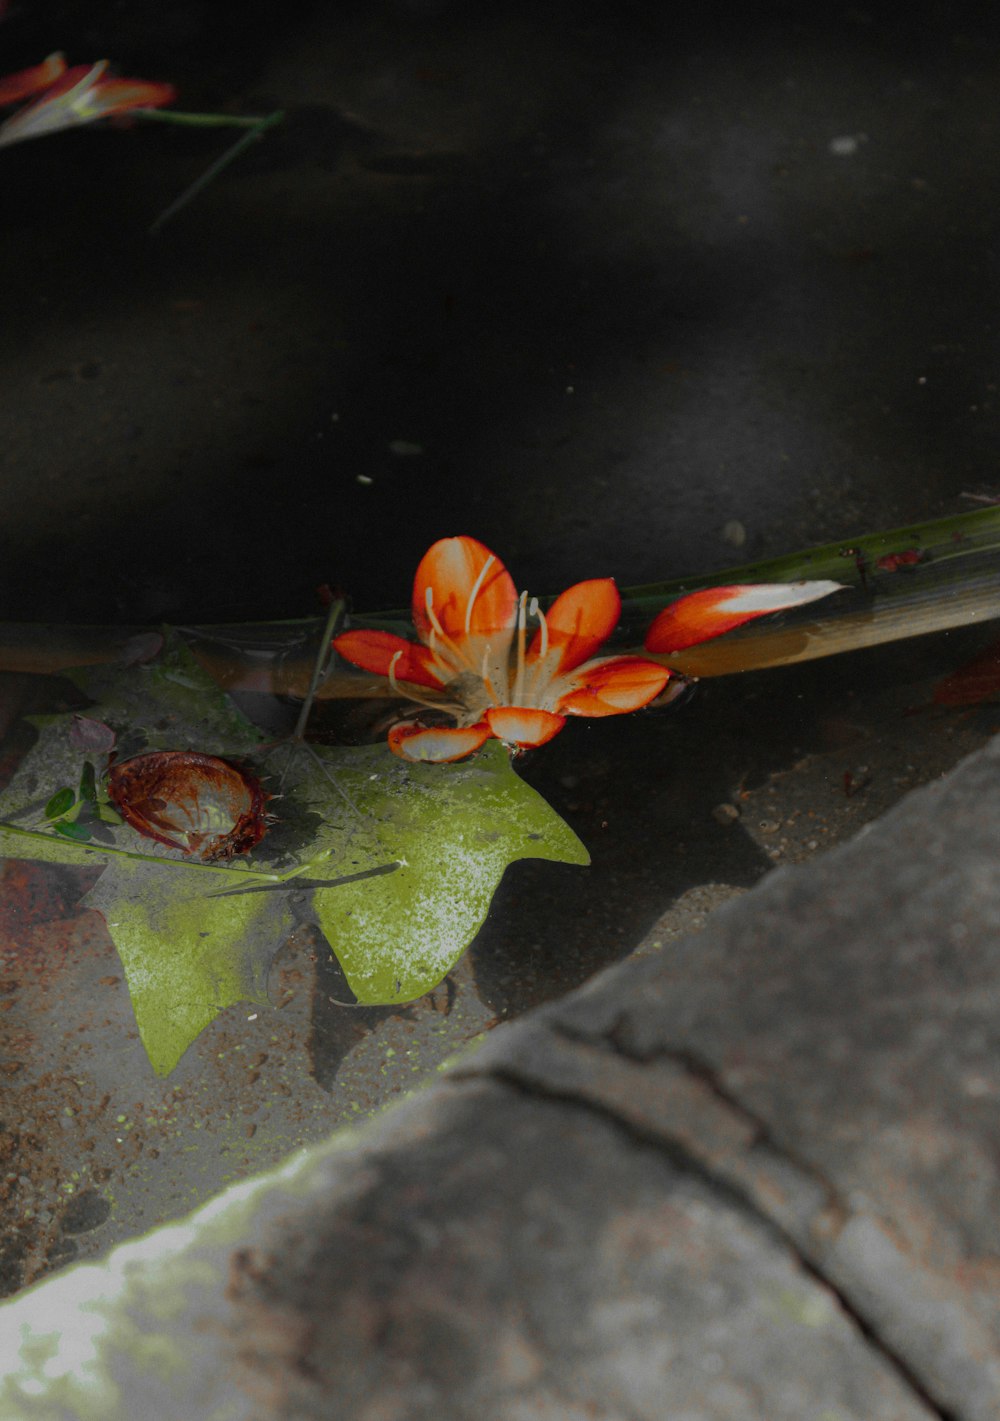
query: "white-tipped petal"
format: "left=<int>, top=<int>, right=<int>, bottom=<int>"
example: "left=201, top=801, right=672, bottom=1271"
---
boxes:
left=645, top=579, right=846, bottom=654
left=710, top=580, right=846, bottom=614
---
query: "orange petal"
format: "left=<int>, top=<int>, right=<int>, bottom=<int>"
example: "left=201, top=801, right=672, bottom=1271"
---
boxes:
left=526, top=578, right=621, bottom=674
left=333, top=629, right=444, bottom=689
left=413, top=536, right=518, bottom=643
left=25, top=60, right=106, bottom=104
left=558, top=656, right=671, bottom=717
left=484, top=706, right=565, bottom=747
left=0, top=52, right=66, bottom=105
left=644, top=581, right=845, bottom=653
left=388, top=721, right=491, bottom=762
left=85, top=77, right=177, bottom=117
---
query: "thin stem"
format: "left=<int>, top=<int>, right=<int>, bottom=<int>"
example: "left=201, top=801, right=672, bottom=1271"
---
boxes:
left=207, top=860, right=401, bottom=897
left=0, top=507, right=996, bottom=688
left=148, top=109, right=285, bottom=234
left=292, top=598, right=345, bottom=741
left=299, top=741, right=368, bottom=822
left=0, top=820, right=284, bottom=879
left=137, top=109, right=279, bottom=129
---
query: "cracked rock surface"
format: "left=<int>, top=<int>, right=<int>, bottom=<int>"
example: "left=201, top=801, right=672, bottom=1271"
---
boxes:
left=2, top=735, right=998, bottom=1419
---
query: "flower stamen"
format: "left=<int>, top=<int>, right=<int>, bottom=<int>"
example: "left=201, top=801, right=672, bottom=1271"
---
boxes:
left=512, top=591, right=529, bottom=706
left=525, top=596, right=550, bottom=701
left=388, top=650, right=458, bottom=717
left=464, top=554, right=497, bottom=634
left=423, top=586, right=465, bottom=676
left=480, top=644, right=501, bottom=704
left=529, top=597, right=548, bottom=659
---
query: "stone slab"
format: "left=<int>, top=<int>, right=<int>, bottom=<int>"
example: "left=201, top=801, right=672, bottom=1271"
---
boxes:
left=0, top=1080, right=935, bottom=1421
left=5, top=736, right=1000, bottom=1418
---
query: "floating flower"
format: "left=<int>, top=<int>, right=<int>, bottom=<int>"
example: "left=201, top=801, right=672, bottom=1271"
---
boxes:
left=0, top=53, right=176, bottom=149
left=106, top=751, right=269, bottom=861
left=333, top=536, right=841, bottom=763
left=334, top=536, right=669, bottom=761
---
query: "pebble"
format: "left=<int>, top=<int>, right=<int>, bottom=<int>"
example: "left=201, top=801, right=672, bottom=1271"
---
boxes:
left=712, top=803, right=741, bottom=825
left=829, top=133, right=866, bottom=156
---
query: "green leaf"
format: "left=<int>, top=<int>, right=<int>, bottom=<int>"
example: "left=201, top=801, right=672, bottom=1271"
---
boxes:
left=0, top=629, right=589, bottom=1074
left=44, top=786, right=75, bottom=820
left=298, top=740, right=589, bottom=1005
left=78, top=760, right=97, bottom=803
left=83, top=857, right=293, bottom=1076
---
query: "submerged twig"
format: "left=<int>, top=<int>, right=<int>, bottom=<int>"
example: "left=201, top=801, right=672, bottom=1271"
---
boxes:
left=292, top=597, right=344, bottom=740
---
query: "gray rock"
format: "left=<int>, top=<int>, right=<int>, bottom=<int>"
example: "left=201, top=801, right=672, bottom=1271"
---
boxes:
left=2, top=736, right=999, bottom=1420
left=525, top=732, right=1000, bottom=1420
left=0, top=1080, right=935, bottom=1421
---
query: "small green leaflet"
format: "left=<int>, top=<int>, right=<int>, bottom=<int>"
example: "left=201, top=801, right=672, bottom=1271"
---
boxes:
left=0, top=631, right=588, bottom=1074
left=43, top=786, right=75, bottom=820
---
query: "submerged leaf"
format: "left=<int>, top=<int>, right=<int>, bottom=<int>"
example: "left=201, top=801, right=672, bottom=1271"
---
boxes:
left=44, top=786, right=75, bottom=820
left=294, top=739, right=589, bottom=1004
left=68, top=715, right=116, bottom=752
left=78, top=759, right=97, bottom=802
left=83, top=856, right=292, bottom=1075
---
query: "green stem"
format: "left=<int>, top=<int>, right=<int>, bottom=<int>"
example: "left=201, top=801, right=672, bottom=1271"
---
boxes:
left=136, top=110, right=279, bottom=129
left=0, top=820, right=284, bottom=880
left=148, top=109, right=285, bottom=235
left=0, top=506, right=996, bottom=689
left=292, top=599, right=345, bottom=740
left=612, top=504, right=1000, bottom=675
left=346, top=505, right=1000, bottom=681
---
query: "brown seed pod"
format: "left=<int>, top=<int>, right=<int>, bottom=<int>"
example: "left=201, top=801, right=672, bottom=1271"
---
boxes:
left=106, top=751, right=269, bottom=861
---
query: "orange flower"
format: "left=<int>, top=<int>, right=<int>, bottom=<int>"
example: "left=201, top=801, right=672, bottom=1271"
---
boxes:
left=334, top=536, right=672, bottom=762
left=335, top=537, right=845, bottom=763
left=0, top=54, right=175, bottom=148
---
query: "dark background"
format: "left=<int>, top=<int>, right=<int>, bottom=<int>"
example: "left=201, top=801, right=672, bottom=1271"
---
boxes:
left=2, top=0, right=997, bottom=625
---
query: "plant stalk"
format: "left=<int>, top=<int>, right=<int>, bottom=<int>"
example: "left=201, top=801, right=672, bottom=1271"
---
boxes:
left=0, top=506, right=996, bottom=695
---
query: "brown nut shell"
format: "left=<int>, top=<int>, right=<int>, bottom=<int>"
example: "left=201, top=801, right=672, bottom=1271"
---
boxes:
left=106, top=751, right=268, bottom=860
